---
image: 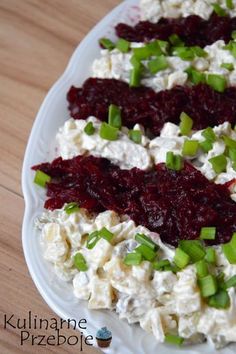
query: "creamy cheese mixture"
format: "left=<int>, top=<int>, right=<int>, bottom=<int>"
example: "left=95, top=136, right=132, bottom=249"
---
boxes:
left=92, top=40, right=236, bottom=92
left=140, top=0, right=236, bottom=22
left=35, top=0, right=236, bottom=350
left=37, top=208, right=236, bottom=348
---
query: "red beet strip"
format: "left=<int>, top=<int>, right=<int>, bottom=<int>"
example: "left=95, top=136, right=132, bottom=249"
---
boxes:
left=32, top=155, right=236, bottom=246
left=115, top=13, right=236, bottom=47
left=67, top=78, right=236, bottom=136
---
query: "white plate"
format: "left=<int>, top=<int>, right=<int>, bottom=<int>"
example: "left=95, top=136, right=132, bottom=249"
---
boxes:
left=22, top=1, right=236, bottom=353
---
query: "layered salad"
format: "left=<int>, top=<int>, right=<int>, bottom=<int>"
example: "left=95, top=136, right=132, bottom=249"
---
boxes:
left=32, top=0, right=236, bottom=349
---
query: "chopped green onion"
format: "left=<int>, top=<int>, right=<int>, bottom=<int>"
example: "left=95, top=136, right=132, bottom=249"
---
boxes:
left=199, top=140, right=213, bottom=153
left=86, top=231, right=100, bottom=249
left=191, top=46, right=207, bottom=58
left=185, top=67, right=206, bottom=84
left=169, top=34, right=185, bottom=46
left=64, top=202, right=79, bottom=215
left=130, top=55, right=142, bottom=70
left=173, top=46, right=195, bottom=61
left=200, top=227, right=216, bottom=240
left=182, top=140, right=199, bottom=156
left=146, top=40, right=162, bottom=56
left=221, top=62, right=234, bottom=71
left=232, top=30, right=236, bottom=39
left=99, top=227, right=114, bottom=242
left=130, top=68, right=141, bottom=87
left=84, top=122, right=95, bottom=135
left=212, top=3, right=227, bottom=16
left=148, top=55, right=169, bottom=74
left=34, top=170, right=51, bottom=188
left=205, top=247, right=216, bottom=264
left=222, top=234, right=236, bottom=264
left=116, top=38, right=130, bottom=53
left=179, top=112, right=193, bottom=135
left=201, top=127, right=216, bottom=142
left=129, top=129, right=142, bottom=144
left=73, top=253, right=88, bottom=271
left=209, top=154, right=227, bottom=174
left=152, top=259, right=171, bottom=271
left=217, top=272, right=225, bottom=287
left=206, top=74, right=227, bottom=92
left=208, top=289, right=230, bottom=309
left=229, top=148, right=236, bottom=161
left=166, top=151, right=183, bottom=171
left=99, top=38, right=115, bottom=50
left=165, top=334, right=184, bottom=346
left=223, top=135, right=236, bottom=149
left=179, top=240, right=206, bottom=263
left=226, top=0, right=234, bottom=10
left=135, top=244, right=156, bottom=262
left=196, top=259, right=209, bottom=278
left=198, top=274, right=218, bottom=297
left=133, top=46, right=151, bottom=60
left=233, top=161, right=236, bottom=171
left=156, top=40, right=169, bottom=54
left=223, top=275, right=236, bottom=289
left=174, top=248, right=190, bottom=269
left=135, top=233, right=158, bottom=251
left=108, top=104, right=122, bottom=129
left=99, top=122, right=118, bottom=141
left=124, top=252, right=143, bottom=266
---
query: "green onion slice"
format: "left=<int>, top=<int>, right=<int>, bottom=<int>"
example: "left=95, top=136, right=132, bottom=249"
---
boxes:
left=116, top=38, right=130, bottom=53
left=200, top=227, right=216, bottom=240
left=205, top=247, right=216, bottom=264
left=130, top=55, right=142, bottom=70
left=135, top=244, right=156, bottom=262
left=135, top=233, right=158, bottom=251
left=222, top=234, right=236, bottom=264
left=165, top=334, right=184, bottom=346
left=226, top=0, right=234, bottom=10
left=166, top=151, right=183, bottom=171
left=64, top=202, right=79, bottom=215
left=99, top=122, right=118, bottom=141
left=201, top=127, right=216, bottom=142
left=208, top=289, right=230, bottom=309
left=221, top=62, right=234, bottom=71
left=148, top=55, right=169, bottom=74
left=196, top=259, right=209, bottom=278
left=108, top=104, right=122, bottom=129
left=223, top=275, right=236, bottom=289
left=99, top=38, right=115, bottom=50
left=169, top=34, right=185, bottom=46
left=99, top=227, right=114, bottom=242
left=146, top=40, right=162, bottom=56
left=84, top=122, right=95, bottom=135
left=129, top=129, right=142, bottom=144
left=198, top=274, right=218, bottom=297
left=174, top=248, right=190, bottom=269
left=86, top=231, right=100, bottom=249
left=124, top=252, right=143, bottom=266
left=229, top=148, right=236, bottom=161
left=199, top=140, right=213, bottom=153
left=185, top=67, right=206, bottom=85
left=152, top=259, right=171, bottom=271
left=173, top=46, right=195, bottom=61
left=133, top=46, right=151, bottom=60
left=179, top=112, right=193, bottom=135
left=129, top=68, right=141, bottom=87
left=223, top=135, right=236, bottom=149
left=179, top=240, right=206, bottom=263
left=73, top=253, right=88, bottom=271
left=34, top=170, right=51, bottom=188
left=206, top=74, right=227, bottom=92
left=209, top=154, right=227, bottom=174
left=212, top=3, right=227, bottom=16
left=182, top=140, right=199, bottom=156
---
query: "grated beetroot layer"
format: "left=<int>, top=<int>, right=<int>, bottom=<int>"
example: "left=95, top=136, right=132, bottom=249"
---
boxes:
left=115, top=13, right=236, bottom=47
left=67, top=78, right=236, bottom=136
left=32, top=155, right=236, bottom=246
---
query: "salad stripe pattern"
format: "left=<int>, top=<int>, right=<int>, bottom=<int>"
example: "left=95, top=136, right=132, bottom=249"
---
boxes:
left=32, top=0, right=236, bottom=350
left=67, top=79, right=236, bottom=135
